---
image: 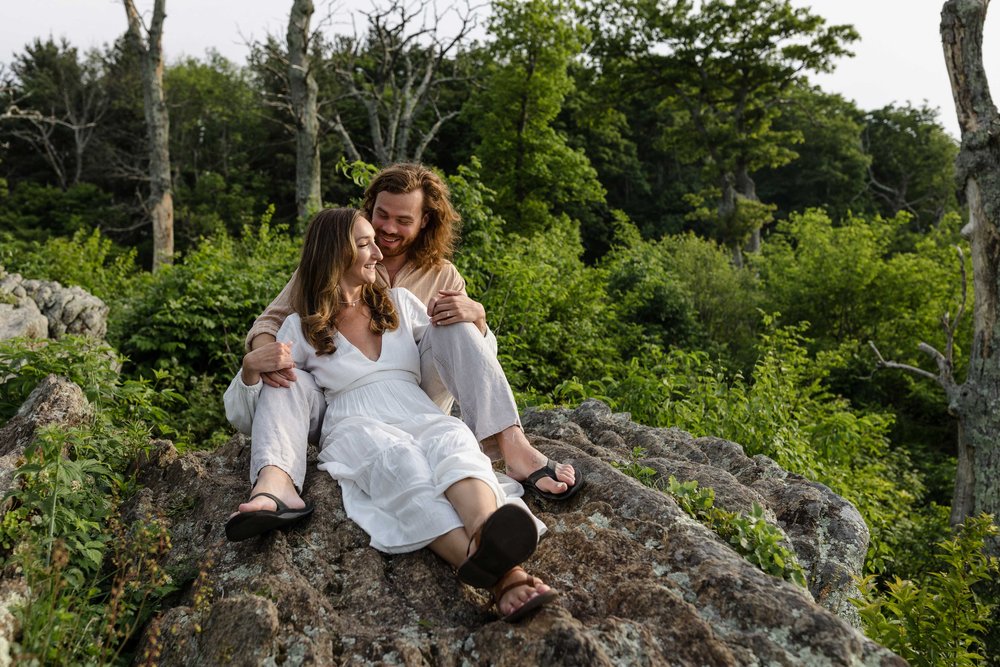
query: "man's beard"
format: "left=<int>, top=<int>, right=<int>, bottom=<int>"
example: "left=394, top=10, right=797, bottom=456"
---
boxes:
left=376, top=233, right=416, bottom=258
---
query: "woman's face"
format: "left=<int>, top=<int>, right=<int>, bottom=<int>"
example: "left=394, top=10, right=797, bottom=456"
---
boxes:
left=343, top=215, right=383, bottom=289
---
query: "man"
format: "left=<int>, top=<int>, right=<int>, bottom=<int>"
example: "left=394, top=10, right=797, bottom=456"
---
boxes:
left=224, top=163, right=581, bottom=539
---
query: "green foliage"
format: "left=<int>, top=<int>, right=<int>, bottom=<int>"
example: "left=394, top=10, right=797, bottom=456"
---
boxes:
left=602, top=230, right=702, bottom=352
left=0, top=227, right=139, bottom=304
left=0, top=182, right=128, bottom=243
left=756, top=85, right=871, bottom=221
left=602, top=223, right=761, bottom=366
left=863, top=104, right=959, bottom=232
left=477, top=215, right=619, bottom=394
left=471, top=0, right=605, bottom=235
left=0, top=336, right=179, bottom=664
left=0, top=335, right=182, bottom=454
left=666, top=476, right=808, bottom=588
left=111, top=212, right=298, bottom=445
left=602, top=0, right=857, bottom=246
left=684, top=189, right=778, bottom=252
left=11, top=518, right=174, bottom=666
left=114, top=213, right=297, bottom=376
left=852, top=515, right=999, bottom=666
left=558, top=319, right=925, bottom=574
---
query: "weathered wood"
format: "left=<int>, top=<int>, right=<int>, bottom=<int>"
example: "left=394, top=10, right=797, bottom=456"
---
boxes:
left=940, top=0, right=1000, bottom=542
left=124, top=0, right=174, bottom=271
left=287, top=0, right=321, bottom=220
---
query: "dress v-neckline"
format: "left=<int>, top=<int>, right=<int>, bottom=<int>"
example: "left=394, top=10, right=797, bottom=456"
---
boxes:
left=337, top=330, right=383, bottom=363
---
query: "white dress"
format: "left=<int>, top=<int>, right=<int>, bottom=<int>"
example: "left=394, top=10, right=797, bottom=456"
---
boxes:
left=278, top=288, right=540, bottom=553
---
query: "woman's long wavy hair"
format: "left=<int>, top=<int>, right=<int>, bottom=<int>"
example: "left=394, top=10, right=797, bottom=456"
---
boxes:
left=361, top=163, right=460, bottom=268
left=291, top=208, right=398, bottom=355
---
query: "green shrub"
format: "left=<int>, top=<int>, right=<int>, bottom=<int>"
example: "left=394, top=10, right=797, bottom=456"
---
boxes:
left=112, top=211, right=298, bottom=377
left=448, top=165, right=620, bottom=395
left=110, top=211, right=299, bottom=444
left=559, top=319, right=931, bottom=575
left=852, top=514, right=998, bottom=666
left=0, top=227, right=139, bottom=306
left=0, top=336, right=181, bottom=664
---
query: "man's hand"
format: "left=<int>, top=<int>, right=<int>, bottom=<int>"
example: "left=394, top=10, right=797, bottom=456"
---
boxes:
left=428, top=290, right=487, bottom=335
left=242, top=341, right=297, bottom=388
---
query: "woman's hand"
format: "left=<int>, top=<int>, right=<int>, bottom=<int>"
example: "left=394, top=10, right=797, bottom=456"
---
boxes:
left=428, top=290, right=487, bottom=335
left=242, top=341, right=297, bottom=388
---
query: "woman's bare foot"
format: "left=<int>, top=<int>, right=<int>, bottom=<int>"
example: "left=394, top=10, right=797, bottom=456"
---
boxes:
left=496, top=427, right=575, bottom=495
left=493, top=566, right=555, bottom=619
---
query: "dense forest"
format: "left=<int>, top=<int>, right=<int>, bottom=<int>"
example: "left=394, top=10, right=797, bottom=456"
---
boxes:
left=0, top=0, right=997, bottom=663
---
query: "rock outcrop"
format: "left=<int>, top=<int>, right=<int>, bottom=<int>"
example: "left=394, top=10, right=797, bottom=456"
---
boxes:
left=0, top=378, right=903, bottom=665
left=522, top=401, right=870, bottom=628
left=0, top=270, right=108, bottom=341
left=115, top=398, right=902, bottom=666
left=0, top=375, right=91, bottom=499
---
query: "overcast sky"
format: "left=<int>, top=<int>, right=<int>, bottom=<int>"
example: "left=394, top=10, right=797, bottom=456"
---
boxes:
left=1, top=0, right=996, bottom=139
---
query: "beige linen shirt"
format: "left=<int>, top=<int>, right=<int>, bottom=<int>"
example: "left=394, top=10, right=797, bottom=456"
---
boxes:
left=245, top=260, right=467, bottom=351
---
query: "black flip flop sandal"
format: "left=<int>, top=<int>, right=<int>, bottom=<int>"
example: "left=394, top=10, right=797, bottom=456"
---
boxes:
left=522, top=460, right=585, bottom=501
left=225, top=492, right=315, bottom=542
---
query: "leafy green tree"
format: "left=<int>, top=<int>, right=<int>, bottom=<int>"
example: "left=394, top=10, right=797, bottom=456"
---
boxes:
left=469, top=0, right=605, bottom=235
left=165, top=53, right=269, bottom=244
left=863, top=104, right=959, bottom=235
left=755, top=85, right=871, bottom=222
left=601, top=0, right=858, bottom=261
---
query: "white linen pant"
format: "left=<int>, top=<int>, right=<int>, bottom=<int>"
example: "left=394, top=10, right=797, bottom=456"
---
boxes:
left=250, top=322, right=521, bottom=489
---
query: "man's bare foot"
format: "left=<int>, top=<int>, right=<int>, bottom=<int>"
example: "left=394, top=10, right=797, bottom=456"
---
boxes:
left=493, top=566, right=556, bottom=619
left=233, top=465, right=306, bottom=517
left=496, top=427, right=575, bottom=495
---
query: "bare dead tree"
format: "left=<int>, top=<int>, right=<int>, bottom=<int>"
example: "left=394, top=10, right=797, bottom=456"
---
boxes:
left=0, top=52, right=109, bottom=190
left=873, top=1, right=1000, bottom=546
left=124, top=0, right=174, bottom=271
left=289, top=0, right=323, bottom=219
left=327, top=0, right=478, bottom=165
left=870, top=245, right=969, bottom=523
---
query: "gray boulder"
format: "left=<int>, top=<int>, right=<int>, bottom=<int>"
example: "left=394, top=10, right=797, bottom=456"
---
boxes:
left=0, top=375, right=91, bottom=500
left=523, top=400, right=870, bottom=628
left=120, top=399, right=902, bottom=666
left=0, top=270, right=108, bottom=340
left=0, top=272, right=47, bottom=340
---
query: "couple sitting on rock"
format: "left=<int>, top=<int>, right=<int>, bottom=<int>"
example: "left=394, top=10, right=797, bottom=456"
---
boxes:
left=223, top=164, right=584, bottom=622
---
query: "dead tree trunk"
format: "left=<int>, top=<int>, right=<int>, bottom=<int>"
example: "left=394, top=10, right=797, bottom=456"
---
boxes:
left=874, top=3, right=1000, bottom=537
left=328, top=0, right=474, bottom=166
left=941, top=0, right=1000, bottom=540
left=124, top=0, right=173, bottom=271
left=288, top=0, right=321, bottom=220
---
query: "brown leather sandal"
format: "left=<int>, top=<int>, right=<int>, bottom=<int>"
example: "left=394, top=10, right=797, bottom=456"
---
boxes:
left=456, top=505, right=538, bottom=588
left=492, top=566, right=559, bottom=623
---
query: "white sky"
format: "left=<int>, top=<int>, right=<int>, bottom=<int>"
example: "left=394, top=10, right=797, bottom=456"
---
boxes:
left=0, top=0, right=996, bottom=139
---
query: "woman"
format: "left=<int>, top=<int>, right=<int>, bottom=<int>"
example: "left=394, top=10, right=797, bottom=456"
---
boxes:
left=228, top=207, right=557, bottom=622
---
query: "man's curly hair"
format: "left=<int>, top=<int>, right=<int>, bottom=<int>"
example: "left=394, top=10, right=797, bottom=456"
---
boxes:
left=362, top=163, right=460, bottom=268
